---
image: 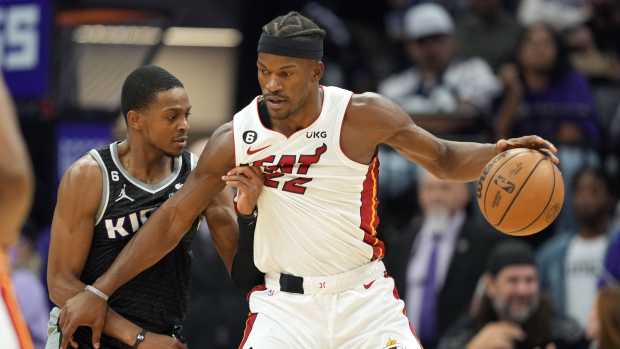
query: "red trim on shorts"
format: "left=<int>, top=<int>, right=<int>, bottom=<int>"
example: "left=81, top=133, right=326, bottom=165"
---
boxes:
left=237, top=312, right=258, bottom=349
left=238, top=284, right=266, bottom=348
left=360, top=156, right=385, bottom=260
left=384, top=272, right=418, bottom=338
left=1, top=271, right=34, bottom=349
left=245, top=284, right=267, bottom=301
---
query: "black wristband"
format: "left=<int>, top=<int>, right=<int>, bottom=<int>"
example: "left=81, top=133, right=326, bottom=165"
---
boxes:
left=238, top=208, right=257, bottom=220
left=132, top=329, right=147, bottom=348
left=231, top=213, right=264, bottom=294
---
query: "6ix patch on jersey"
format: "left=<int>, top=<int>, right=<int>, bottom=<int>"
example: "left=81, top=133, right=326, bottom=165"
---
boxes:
left=243, top=130, right=258, bottom=144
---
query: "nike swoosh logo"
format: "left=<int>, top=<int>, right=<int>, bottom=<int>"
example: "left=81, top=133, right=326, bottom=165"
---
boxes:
left=363, top=280, right=376, bottom=289
left=246, top=145, right=271, bottom=155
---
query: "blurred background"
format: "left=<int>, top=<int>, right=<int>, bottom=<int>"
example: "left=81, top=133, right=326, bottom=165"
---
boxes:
left=3, top=0, right=620, bottom=348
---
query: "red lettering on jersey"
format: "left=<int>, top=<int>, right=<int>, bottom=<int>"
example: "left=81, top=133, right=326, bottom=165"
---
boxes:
left=250, top=144, right=328, bottom=194
left=277, top=155, right=296, bottom=174
left=297, top=143, right=327, bottom=175
left=252, top=155, right=279, bottom=188
left=282, top=177, right=312, bottom=194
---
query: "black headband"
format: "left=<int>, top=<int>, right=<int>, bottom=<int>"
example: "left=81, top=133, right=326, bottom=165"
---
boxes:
left=257, top=33, right=323, bottom=59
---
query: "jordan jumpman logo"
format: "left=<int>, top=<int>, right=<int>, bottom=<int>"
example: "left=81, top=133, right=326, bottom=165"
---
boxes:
left=115, top=184, right=134, bottom=202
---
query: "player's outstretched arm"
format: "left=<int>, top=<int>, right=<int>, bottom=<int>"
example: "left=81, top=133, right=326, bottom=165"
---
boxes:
left=48, top=155, right=186, bottom=349
left=0, top=76, right=34, bottom=248
left=350, top=93, right=557, bottom=182
left=203, top=188, right=239, bottom=273
left=58, top=123, right=236, bottom=349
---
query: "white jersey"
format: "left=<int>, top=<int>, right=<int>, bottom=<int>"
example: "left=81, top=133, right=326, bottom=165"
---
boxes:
left=233, top=86, right=384, bottom=276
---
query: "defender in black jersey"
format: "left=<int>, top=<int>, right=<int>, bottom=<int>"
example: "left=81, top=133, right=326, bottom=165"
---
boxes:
left=47, top=66, right=263, bottom=349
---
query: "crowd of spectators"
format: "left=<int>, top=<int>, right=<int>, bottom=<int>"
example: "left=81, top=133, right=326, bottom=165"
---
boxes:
left=9, top=1, right=620, bottom=348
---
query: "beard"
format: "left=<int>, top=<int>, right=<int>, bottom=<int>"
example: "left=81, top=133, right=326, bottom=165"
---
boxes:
left=576, top=206, right=608, bottom=225
left=492, top=295, right=540, bottom=324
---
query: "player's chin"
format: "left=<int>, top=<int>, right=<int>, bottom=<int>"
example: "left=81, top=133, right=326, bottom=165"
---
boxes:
left=267, top=106, right=291, bottom=120
left=165, top=142, right=186, bottom=156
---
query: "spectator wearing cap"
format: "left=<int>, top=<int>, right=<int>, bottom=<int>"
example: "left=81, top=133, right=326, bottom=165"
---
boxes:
left=438, top=240, right=588, bottom=349
left=378, top=2, right=502, bottom=141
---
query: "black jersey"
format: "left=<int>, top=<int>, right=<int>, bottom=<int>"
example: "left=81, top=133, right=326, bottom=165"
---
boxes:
left=74, top=142, right=199, bottom=348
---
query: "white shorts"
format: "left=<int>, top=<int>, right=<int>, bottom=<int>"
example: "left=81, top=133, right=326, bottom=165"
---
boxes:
left=0, top=293, right=21, bottom=349
left=239, top=261, right=422, bottom=349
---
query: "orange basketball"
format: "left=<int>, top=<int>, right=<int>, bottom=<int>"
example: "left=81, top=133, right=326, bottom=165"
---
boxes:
left=476, top=148, right=564, bottom=236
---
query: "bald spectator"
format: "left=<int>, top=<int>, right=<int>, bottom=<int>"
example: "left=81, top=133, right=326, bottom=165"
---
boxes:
left=384, top=169, right=503, bottom=349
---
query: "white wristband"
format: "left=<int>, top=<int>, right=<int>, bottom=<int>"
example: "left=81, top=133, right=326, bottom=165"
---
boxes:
left=84, top=285, right=109, bottom=301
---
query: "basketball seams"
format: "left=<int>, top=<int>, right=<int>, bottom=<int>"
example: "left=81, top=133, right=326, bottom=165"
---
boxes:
left=494, top=156, right=545, bottom=227
left=482, top=149, right=529, bottom=217
left=507, top=160, right=556, bottom=235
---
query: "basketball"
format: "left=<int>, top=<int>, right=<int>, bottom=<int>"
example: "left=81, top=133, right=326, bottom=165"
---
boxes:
left=476, top=148, right=564, bottom=236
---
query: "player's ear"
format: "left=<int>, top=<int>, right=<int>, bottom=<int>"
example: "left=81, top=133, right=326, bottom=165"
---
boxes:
left=312, top=61, right=324, bottom=82
left=126, top=110, right=143, bottom=131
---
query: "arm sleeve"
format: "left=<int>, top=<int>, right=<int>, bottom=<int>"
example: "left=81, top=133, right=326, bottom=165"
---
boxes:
left=231, top=213, right=265, bottom=295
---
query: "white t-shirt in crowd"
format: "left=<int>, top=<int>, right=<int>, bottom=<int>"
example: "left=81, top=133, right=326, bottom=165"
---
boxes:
left=564, top=234, right=608, bottom=328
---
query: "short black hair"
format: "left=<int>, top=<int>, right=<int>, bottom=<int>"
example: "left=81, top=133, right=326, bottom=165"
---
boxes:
left=571, top=165, right=613, bottom=195
left=262, top=11, right=326, bottom=40
left=120, top=65, right=183, bottom=121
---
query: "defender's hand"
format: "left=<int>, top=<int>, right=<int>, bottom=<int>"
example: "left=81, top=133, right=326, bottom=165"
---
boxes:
left=496, top=135, right=559, bottom=165
left=140, top=332, right=188, bottom=349
left=222, top=166, right=264, bottom=215
left=59, top=290, right=108, bottom=349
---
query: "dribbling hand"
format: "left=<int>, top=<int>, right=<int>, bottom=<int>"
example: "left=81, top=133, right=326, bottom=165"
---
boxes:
left=496, top=136, right=559, bottom=165
left=59, top=290, right=108, bottom=349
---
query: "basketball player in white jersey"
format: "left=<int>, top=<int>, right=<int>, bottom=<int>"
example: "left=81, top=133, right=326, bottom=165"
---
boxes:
left=57, top=11, right=559, bottom=349
left=0, top=75, right=35, bottom=349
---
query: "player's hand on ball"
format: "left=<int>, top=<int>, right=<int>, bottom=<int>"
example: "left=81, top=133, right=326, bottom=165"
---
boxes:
left=222, top=166, right=264, bottom=215
left=496, top=135, right=559, bottom=165
left=140, top=332, right=188, bottom=349
left=59, top=290, right=108, bottom=349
